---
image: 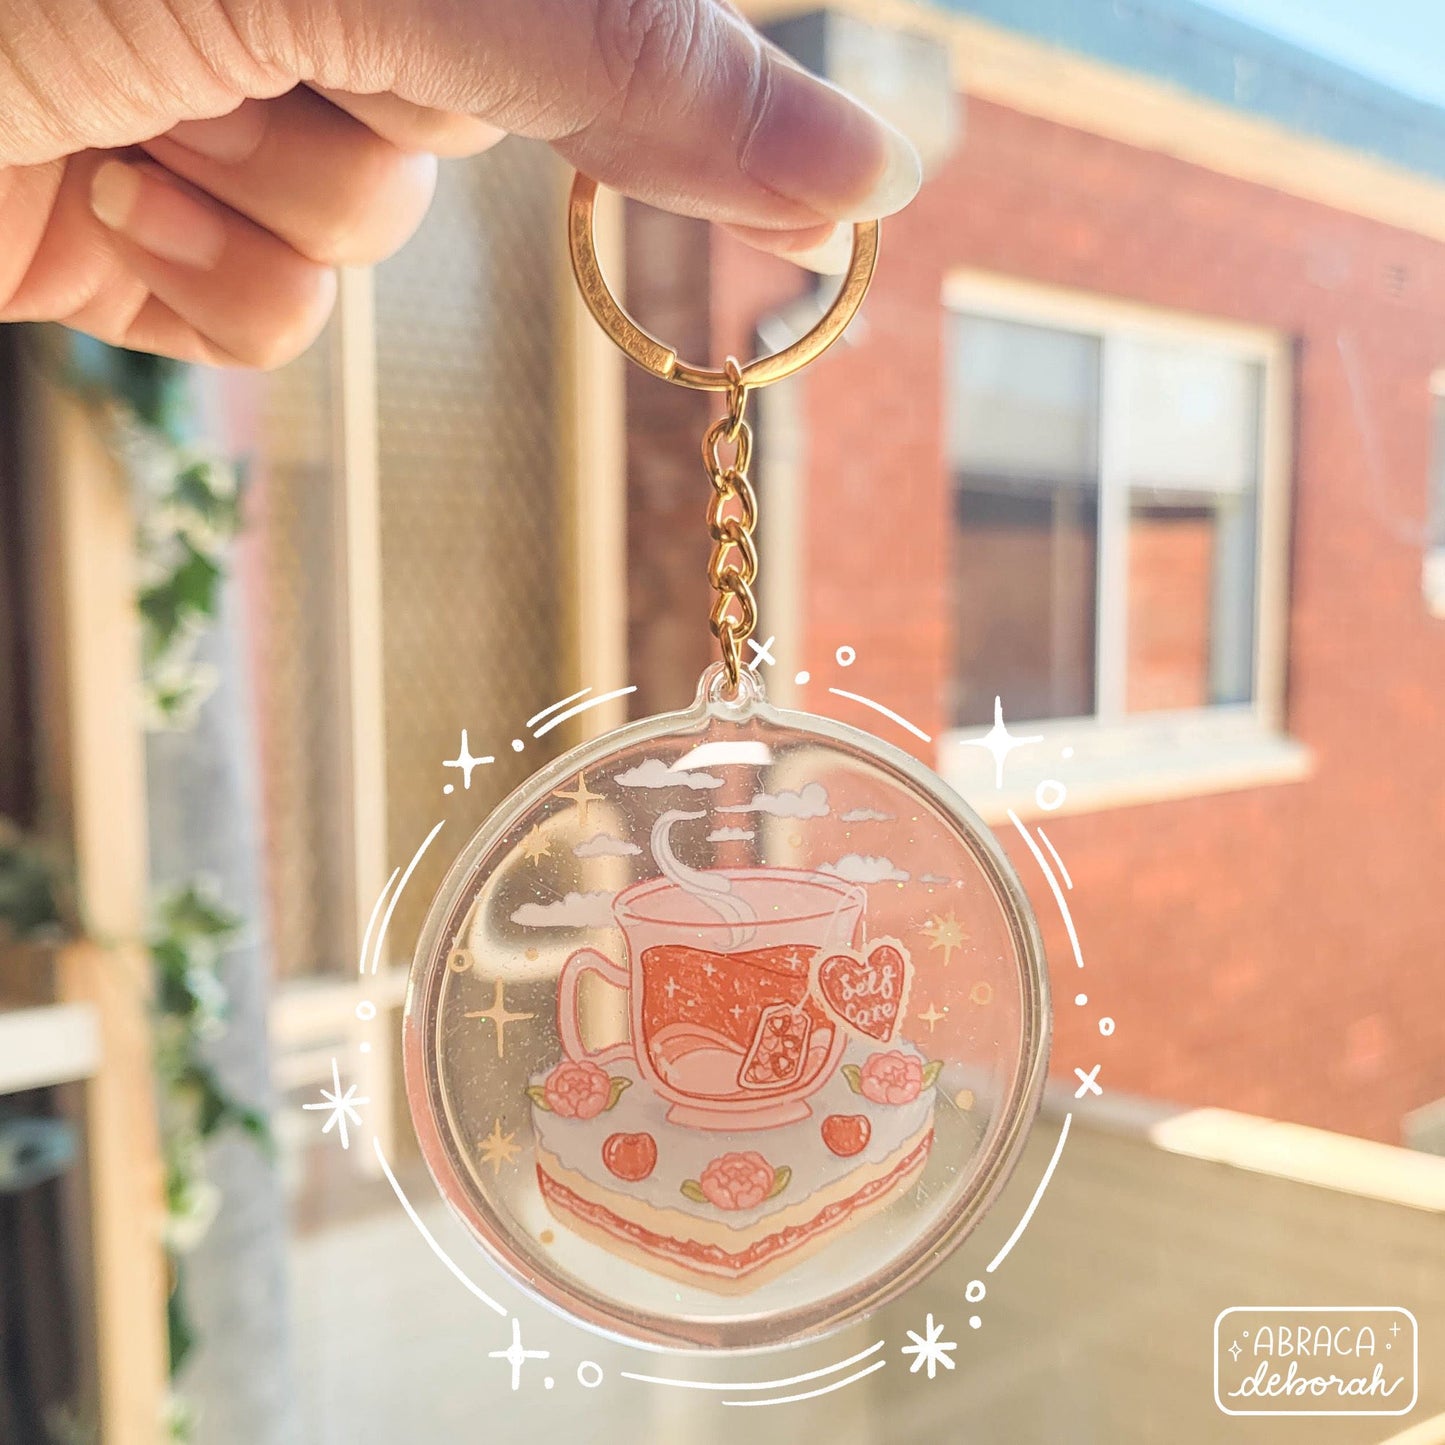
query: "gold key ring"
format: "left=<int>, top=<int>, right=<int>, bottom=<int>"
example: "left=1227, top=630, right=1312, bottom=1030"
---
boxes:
left=568, top=173, right=878, bottom=392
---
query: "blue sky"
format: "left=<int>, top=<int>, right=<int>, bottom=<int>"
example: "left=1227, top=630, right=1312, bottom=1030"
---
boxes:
left=1203, top=0, right=1445, bottom=107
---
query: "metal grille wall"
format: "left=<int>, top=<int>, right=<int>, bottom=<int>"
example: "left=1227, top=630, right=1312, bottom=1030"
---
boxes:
left=374, top=138, right=567, bottom=960
left=253, top=138, right=569, bottom=979
left=251, top=324, right=350, bottom=980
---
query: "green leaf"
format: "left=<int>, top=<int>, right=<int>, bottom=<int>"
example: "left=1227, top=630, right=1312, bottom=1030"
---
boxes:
left=841, top=1064, right=863, bottom=1094
left=680, top=1180, right=708, bottom=1204
left=0, top=828, right=64, bottom=940
left=604, top=1077, right=632, bottom=1110
left=766, top=1165, right=791, bottom=1200
left=525, top=1085, right=552, bottom=1111
left=921, top=1060, right=943, bottom=1090
left=160, top=883, right=241, bottom=942
left=167, top=1255, right=197, bottom=1376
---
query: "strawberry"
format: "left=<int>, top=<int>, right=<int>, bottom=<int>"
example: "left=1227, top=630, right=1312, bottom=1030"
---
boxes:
left=602, top=1131, right=658, bottom=1182
left=821, top=1113, right=871, bottom=1158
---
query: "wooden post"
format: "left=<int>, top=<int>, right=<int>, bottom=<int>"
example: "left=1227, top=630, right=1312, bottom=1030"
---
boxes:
left=559, top=172, right=630, bottom=723
left=22, top=364, right=169, bottom=1445
left=329, top=268, right=393, bottom=1169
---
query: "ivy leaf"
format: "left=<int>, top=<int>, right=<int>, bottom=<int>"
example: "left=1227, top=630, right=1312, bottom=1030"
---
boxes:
left=160, top=883, right=241, bottom=943
left=680, top=1180, right=708, bottom=1204
left=139, top=540, right=223, bottom=642
left=0, top=826, right=64, bottom=940
left=167, top=1258, right=198, bottom=1377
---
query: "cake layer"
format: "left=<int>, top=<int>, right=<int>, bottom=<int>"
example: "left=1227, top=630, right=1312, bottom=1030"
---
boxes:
left=538, top=1126, right=933, bottom=1289
left=528, top=1039, right=937, bottom=1227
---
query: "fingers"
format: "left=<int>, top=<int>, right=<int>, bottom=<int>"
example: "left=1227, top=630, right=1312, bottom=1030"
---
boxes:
left=311, top=88, right=506, bottom=158
left=141, top=89, right=438, bottom=266
left=86, top=157, right=336, bottom=366
left=722, top=219, right=855, bottom=275
left=289, top=0, right=921, bottom=233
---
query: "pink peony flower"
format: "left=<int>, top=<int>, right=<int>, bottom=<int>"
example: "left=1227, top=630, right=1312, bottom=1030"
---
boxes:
left=544, top=1059, right=611, bottom=1119
left=858, top=1050, right=924, bottom=1106
left=699, top=1151, right=776, bottom=1211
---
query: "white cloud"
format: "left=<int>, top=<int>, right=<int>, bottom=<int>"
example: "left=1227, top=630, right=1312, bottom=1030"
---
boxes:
left=673, top=741, right=773, bottom=770
left=919, top=873, right=953, bottom=886
left=614, top=757, right=722, bottom=790
left=707, top=826, right=755, bottom=843
left=510, top=891, right=615, bottom=928
left=721, top=782, right=830, bottom=819
left=820, top=854, right=910, bottom=884
left=841, top=807, right=893, bottom=823
left=573, top=832, right=641, bottom=858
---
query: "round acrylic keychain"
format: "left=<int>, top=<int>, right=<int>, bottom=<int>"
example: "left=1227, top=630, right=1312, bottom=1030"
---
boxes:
left=403, top=176, right=1051, bottom=1351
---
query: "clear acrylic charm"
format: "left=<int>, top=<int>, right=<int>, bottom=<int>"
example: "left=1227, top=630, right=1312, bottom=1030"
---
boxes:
left=404, top=665, right=1050, bottom=1349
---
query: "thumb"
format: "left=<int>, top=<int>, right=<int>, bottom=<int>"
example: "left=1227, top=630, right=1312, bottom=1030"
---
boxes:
left=286, top=0, right=921, bottom=231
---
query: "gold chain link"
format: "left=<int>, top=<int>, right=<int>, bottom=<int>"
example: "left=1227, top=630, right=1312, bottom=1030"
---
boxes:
left=703, top=358, right=759, bottom=688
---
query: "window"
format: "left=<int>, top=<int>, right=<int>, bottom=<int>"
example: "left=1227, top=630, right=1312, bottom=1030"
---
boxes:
left=942, top=275, right=1302, bottom=813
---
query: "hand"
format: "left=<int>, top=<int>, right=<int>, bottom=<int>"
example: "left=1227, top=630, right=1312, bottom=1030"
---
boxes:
left=0, top=0, right=920, bottom=367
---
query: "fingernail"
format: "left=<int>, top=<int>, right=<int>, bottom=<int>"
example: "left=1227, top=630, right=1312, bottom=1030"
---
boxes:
left=742, top=62, right=922, bottom=222
left=788, top=222, right=854, bottom=275
left=162, top=101, right=268, bottom=164
left=90, top=160, right=227, bottom=270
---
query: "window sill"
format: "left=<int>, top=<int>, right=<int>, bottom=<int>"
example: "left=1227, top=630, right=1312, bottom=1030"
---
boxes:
left=941, top=719, right=1313, bottom=822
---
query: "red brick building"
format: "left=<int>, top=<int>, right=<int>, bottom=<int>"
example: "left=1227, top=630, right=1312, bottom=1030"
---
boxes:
left=626, top=0, right=1445, bottom=1144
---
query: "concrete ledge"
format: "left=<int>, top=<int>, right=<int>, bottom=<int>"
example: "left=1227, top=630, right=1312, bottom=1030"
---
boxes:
left=1043, top=1085, right=1445, bottom=1214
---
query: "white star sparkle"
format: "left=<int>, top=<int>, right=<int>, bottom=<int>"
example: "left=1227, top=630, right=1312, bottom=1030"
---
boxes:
left=443, top=729, right=494, bottom=789
left=901, top=1313, right=957, bottom=1379
left=302, top=1058, right=369, bottom=1150
left=489, top=1318, right=549, bottom=1391
left=960, top=696, right=1043, bottom=788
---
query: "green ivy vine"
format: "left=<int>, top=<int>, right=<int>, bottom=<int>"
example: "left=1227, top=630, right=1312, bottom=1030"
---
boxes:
left=1, top=336, right=267, bottom=1443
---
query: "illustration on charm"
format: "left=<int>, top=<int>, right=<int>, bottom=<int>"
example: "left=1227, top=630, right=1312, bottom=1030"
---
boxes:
left=466, top=742, right=952, bottom=1294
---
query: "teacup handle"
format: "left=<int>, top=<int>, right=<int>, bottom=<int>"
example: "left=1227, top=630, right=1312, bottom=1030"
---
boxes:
left=557, top=947, right=633, bottom=1065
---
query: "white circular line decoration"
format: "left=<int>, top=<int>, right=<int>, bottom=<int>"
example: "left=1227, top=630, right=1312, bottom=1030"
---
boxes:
left=1035, top=779, right=1067, bottom=811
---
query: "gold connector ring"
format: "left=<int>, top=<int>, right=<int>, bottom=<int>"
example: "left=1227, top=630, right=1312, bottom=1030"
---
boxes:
left=568, top=172, right=878, bottom=392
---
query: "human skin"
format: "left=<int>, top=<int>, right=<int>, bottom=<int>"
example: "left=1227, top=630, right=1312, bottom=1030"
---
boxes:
left=0, top=0, right=920, bottom=367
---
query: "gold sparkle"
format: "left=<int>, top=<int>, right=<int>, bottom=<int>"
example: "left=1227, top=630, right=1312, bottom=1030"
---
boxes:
left=551, top=770, right=605, bottom=829
left=539, top=1229, right=555, bottom=1246
left=954, top=1088, right=976, bottom=1111
left=477, top=1118, right=521, bottom=1176
left=922, top=912, right=968, bottom=967
left=918, top=1001, right=948, bottom=1031
left=465, top=979, right=536, bottom=1059
left=520, top=824, right=551, bottom=865
left=525, top=946, right=539, bottom=961
left=970, top=981, right=994, bottom=1006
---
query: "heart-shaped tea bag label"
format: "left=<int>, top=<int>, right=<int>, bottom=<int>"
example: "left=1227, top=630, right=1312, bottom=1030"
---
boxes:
left=816, top=939, right=913, bottom=1043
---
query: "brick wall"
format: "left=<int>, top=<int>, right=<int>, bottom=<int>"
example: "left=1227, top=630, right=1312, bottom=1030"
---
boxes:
left=626, top=96, right=1445, bottom=1144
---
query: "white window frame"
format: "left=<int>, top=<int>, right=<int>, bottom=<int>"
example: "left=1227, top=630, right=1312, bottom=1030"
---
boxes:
left=942, top=271, right=1308, bottom=818
left=1424, top=369, right=1445, bottom=619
